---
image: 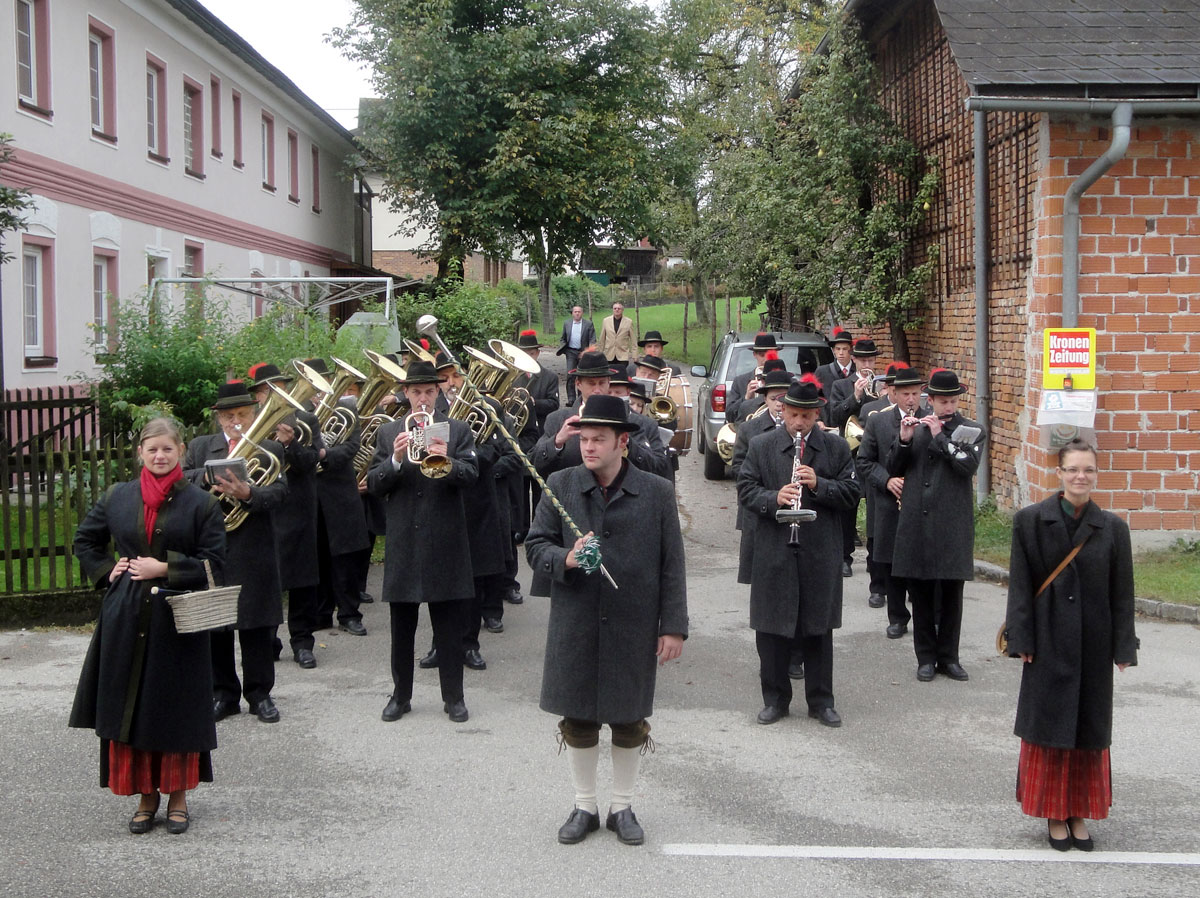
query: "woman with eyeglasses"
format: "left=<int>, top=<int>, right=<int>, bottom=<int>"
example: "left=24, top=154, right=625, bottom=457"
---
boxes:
left=1004, top=438, right=1138, bottom=852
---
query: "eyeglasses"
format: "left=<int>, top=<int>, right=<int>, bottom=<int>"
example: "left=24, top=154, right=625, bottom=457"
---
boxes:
left=1059, top=467, right=1098, bottom=476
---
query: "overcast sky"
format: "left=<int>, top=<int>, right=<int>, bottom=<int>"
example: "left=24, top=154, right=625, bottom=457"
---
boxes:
left=199, top=0, right=374, bottom=130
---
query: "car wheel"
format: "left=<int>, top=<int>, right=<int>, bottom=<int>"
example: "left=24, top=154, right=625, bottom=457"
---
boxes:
left=703, top=443, right=726, bottom=480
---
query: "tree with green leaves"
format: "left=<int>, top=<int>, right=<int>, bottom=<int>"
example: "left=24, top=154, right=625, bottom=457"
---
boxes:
left=0, top=134, right=34, bottom=265
left=336, top=0, right=670, bottom=330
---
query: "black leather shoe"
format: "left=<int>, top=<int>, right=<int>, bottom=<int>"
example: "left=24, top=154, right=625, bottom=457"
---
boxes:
left=916, top=663, right=936, bottom=682
left=381, top=697, right=411, bottom=722
left=841, top=561, right=853, bottom=578
left=1067, top=818, right=1094, bottom=851
left=483, top=617, right=504, bottom=633
left=787, top=661, right=805, bottom=680
left=213, top=699, right=240, bottom=721
left=294, top=648, right=316, bottom=669
left=165, top=808, right=190, bottom=835
left=808, top=707, right=842, bottom=727
left=339, top=619, right=368, bottom=636
left=251, top=696, right=280, bottom=723
left=606, top=808, right=645, bottom=846
left=757, top=705, right=789, bottom=725
left=868, top=593, right=886, bottom=608
left=464, top=648, right=487, bottom=670
left=937, top=662, right=969, bottom=681
left=557, top=808, right=600, bottom=844
left=418, top=648, right=438, bottom=668
left=513, top=531, right=528, bottom=546
left=444, top=699, right=469, bottom=723
left=886, top=623, right=908, bottom=639
left=505, top=589, right=524, bottom=605
left=128, top=796, right=160, bottom=834
left=1048, top=820, right=1072, bottom=852
left=358, top=591, right=375, bottom=604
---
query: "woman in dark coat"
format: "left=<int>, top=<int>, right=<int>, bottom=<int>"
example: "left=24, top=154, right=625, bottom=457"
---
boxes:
left=1005, top=439, right=1137, bottom=851
left=70, top=417, right=226, bottom=835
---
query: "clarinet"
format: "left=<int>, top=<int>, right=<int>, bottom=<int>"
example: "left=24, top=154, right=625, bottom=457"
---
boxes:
left=776, top=430, right=817, bottom=546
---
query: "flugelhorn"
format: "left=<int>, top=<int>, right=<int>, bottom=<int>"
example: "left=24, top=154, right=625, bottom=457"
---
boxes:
left=404, top=403, right=449, bottom=478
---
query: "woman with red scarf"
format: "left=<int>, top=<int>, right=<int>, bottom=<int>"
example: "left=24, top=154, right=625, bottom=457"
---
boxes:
left=70, top=418, right=226, bottom=834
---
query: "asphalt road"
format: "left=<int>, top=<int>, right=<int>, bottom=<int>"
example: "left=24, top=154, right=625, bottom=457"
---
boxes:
left=2, top=443, right=1199, bottom=898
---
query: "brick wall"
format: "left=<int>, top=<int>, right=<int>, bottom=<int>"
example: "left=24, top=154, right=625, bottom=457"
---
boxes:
left=1024, top=120, right=1200, bottom=530
left=373, top=250, right=522, bottom=285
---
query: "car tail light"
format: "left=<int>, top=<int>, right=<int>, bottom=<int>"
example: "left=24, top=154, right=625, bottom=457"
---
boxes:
left=711, top=384, right=726, bottom=413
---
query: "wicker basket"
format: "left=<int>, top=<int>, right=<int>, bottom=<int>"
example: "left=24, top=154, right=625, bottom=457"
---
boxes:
left=161, top=560, right=241, bottom=634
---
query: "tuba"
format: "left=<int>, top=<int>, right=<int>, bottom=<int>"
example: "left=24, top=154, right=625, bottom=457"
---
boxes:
left=488, top=338, right=541, bottom=434
left=353, top=349, right=407, bottom=486
left=220, top=384, right=297, bottom=530
left=404, top=338, right=438, bottom=365
left=315, top=358, right=364, bottom=447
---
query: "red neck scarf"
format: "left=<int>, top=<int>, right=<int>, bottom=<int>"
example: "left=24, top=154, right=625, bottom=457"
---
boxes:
left=140, top=464, right=183, bottom=544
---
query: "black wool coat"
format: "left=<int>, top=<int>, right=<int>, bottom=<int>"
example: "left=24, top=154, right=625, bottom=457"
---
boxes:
left=815, top=360, right=856, bottom=403
left=856, top=403, right=901, bottom=562
left=526, top=463, right=688, bottom=723
left=70, top=478, right=225, bottom=754
left=315, top=397, right=370, bottom=557
left=273, top=408, right=323, bottom=590
left=184, top=433, right=288, bottom=629
left=462, top=398, right=514, bottom=577
left=886, top=413, right=986, bottom=581
left=527, top=364, right=562, bottom=433
left=725, top=370, right=759, bottom=424
left=1006, top=497, right=1138, bottom=750
left=366, top=413, right=478, bottom=603
left=738, top=426, right=860, bottom=637
left=730, top=411, right=780, bottom=584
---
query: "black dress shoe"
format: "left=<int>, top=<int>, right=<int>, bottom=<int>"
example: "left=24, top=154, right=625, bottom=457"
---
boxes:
left=916, top=663, right=936, bottom=682
left=557, top=808, right=600, bottom=844
left=867, top=592, right=886, bottom=608
left=128, top=796, right=160, bottom=834
left=886, top=623, right=908, bottom=639
left=213, top=699, right=240, bottom=721
left=444, top=699, right=469, bottom=722
left=808, top=706, right=843, bottom=727
left=418, top=647, right=438, bottom=668
left=464, top=648, right=487, bottom=670
left=358, top=591, right=375, bottom=604
left=505, top=589, right=524, bottom=605
left=937, top=662, right=969, bottom=681
left=339, top=619, right=368, bottom=636
left=606, top=808, right=645, bottom=846
left=1048, top=820, right=1072, bottom=852
left=757, top=705, right=789, bottom=725
left=787, top=661, right=805, bottom=680
left=294, top=648, right=316, bottom=669
left=250, top=696, right=280, bottom=723
left=381, top=697, right=411, bottom=722
left=483, top=617, right=504, bottom=633
left=165, top=808, right=190, bottom=835
left=1067, top=818, right=1094, bottom=851
left=841, top=561, right=852, bottom=578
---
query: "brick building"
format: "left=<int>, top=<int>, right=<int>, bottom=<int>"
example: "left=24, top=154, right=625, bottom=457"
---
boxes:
left=840, top=0, right=1200, bottom=530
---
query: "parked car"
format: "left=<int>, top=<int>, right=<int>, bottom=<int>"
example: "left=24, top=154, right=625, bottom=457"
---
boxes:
left=691, top=330, right=834, bottom=480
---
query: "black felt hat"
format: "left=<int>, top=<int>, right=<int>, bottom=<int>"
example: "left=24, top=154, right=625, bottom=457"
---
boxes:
left=927, top=368, right=967, bottom=395
left=892, top=367, right=926, bottom=388
left=248, top=363, right=291, bottom=387
left=211, top=380, right=258, bottom=410
left=434, top=351, right=458, bottom=372
left=608, top=368, right=632, bottom=388
left=302, top=358, right=331, bottom=376
left=577, top=394, right=640, bottom=432
left=852, top=339, right=880, bottom=358
left=756, top=369, right=793, bottom=395
left=634, top=355, right=667, bottom=373
left=398, top=360, right=446, bottom=386
left=762, top=358, right=787, bottom=375
left=628, top=382, right=649, bottom=401
left=751, top=333, right=779, bottom=351
left=517, top=330, right=544, bottom=350
left=828, top=329, right=854, bottom=347
left=638, top=330, right=669, bottom=347
left=782, top=379, right=826, bottom=409
left=571, top=350, right=615, bottom=378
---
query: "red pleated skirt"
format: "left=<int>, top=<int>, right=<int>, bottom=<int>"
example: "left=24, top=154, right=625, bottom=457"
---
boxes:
left=103, top=740, right=202, bottom=796
left=1015, top=740, right=1112, bottom=820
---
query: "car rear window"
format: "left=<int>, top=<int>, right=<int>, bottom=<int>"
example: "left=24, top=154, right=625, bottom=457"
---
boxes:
left=727, top=343, right=833, bottom=380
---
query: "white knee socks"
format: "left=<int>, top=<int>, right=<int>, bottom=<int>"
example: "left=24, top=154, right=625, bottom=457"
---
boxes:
left=609, top=744, right=642, bottom=813
left=566, top=743, right=600, bottom=815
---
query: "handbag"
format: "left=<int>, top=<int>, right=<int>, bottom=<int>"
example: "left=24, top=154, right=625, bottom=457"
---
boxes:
left=996, top=533, right=1091, bottom=655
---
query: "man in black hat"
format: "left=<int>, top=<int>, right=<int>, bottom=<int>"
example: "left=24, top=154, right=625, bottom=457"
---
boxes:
left=248, top=363, right=325, bottom=669
left=532, top=351, right=670, bottom=481
left=518, top=330, right=562, bottom=434
left=856, top=365, right=929, bottom=637
left=738, top=379, right=860, bottom=728
left=184, top=381, right=288, bottom=724
left=887, top=368, right=986, bottom=682
left=557, top=306, right=596, bottom=406
left=726, top=333, right=779, bottom=424
left=731, top=357, right=791, bottom=423
left=526, top=393, right=688, bottom=847
left=627, top=330, right=680, bottom=378
left=367, top=361, right=479, bottom=723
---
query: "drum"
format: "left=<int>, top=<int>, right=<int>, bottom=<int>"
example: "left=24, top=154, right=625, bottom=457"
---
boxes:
left=666, top=374, right=693, bottom=455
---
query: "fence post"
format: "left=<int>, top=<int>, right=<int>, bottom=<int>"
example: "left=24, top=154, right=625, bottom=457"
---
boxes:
left=711, top=279, right=718, bottom=360
left=633, top=282, right=640, bottom=337
left=682, top=292, right=689, bottom=360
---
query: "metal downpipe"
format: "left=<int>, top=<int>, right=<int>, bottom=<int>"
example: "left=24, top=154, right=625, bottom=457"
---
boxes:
left=972, top=109, right=990, bottom=502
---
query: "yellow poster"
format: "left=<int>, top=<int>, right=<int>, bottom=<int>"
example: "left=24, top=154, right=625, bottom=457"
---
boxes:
left=1043, top=328, right=1096, bottom=390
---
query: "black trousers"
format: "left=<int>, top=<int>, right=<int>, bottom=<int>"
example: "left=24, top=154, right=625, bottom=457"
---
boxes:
left=352, top=537, right=375, bottom=596
left=389, top=601, right=465, bottom=704
left=464, top=574, right=505, bottom=650
left=564, top=348, right=582, bottom=404
left=906, top=578, right=963, bottom=666
left=757, top=627, right=834, bottom=713
left=212, top=626, right=276, bottom=705
left=316, top=508, right=362, bottom=626
left=286, top=585, right=322, bottom=652
left=841, top=500, right=857, bottom=564
left=866, top=536, right=887, bottom=597
left=877, top=562, right=911, bottom=627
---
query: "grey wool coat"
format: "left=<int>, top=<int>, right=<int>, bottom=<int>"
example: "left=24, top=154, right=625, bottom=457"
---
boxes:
left=737, top=426, right=860, bottom=637
left=525, top=463, right=688, bottom=723
left=314, top=397, right=370, bottom=557
left=272, top=408, right=323, bottom=590
left=731, top=411, right=780, bottom=584
left=1006, top=497, right=1138, bottom=750
left=886, top=412, right=986, bottom=581
left=366, top=413, right=478, bottom=604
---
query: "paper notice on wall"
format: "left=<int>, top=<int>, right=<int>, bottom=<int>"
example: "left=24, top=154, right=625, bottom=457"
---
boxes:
left=1037, top=390, right=1097, bottom=449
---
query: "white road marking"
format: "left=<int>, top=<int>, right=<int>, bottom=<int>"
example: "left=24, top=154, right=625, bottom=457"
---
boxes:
left=661, top=843, right=1200, bottom=866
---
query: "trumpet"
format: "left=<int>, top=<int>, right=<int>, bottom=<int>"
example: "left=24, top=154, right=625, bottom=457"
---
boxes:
left=404, top=404, right=450, bottom=478
left=776, top=429, right=817, bottom=546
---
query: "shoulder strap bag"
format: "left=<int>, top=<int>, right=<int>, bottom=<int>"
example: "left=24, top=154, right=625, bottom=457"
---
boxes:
left=996, top=533, right=1092, bottom=655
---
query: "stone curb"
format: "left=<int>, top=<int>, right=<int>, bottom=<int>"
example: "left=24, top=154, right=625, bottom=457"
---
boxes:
left=973, top=560, right=1200, bottom=624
